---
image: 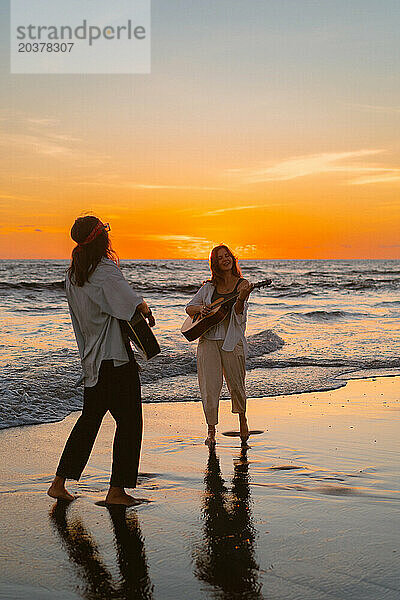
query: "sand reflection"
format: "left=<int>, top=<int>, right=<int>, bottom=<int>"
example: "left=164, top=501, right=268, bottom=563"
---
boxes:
left=50, top=501, right=153, bottom=599
left=193, top=448, right=263, bottom=599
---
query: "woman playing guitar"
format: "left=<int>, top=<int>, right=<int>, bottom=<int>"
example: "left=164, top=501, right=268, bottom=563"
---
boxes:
left=186, top=245, right=255, bottom=447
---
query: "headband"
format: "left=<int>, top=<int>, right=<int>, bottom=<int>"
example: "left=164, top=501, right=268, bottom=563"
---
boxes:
left=78, top=220, right=105, bottom=247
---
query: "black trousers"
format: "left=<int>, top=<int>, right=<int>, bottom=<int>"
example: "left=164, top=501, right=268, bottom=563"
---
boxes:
left=56, top=358, right=142, bottom=488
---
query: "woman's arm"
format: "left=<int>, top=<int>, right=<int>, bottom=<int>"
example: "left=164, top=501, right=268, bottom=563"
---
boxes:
left=234, top=280, right=254, bottom=314
left=186, top=304, right=213, bottom=317
left=186, top=304, right=202, bottom=317
left=137, top=300, right=156, bottom=327
left=185, top=284, right=212, bottom=317
left=90, top=260, right=156, bottom=325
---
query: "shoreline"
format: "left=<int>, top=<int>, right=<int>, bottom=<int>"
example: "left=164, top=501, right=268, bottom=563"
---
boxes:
left=1, top=366, right=400, bottom=433
left=1, top=376, right=399, bottom=599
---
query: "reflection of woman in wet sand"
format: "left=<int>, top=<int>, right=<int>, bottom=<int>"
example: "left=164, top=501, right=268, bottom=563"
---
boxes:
left=186, top=245, right=255, bottom=446
left=50, top=501, right=153, bottom=600
left=193, top=447, right=263, bottom=599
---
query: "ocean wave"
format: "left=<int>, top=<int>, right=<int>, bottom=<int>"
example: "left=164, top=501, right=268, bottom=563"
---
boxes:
left=128, top=281, right=201, bottom=295
left=0, top=279, right=202, bottom=296
left=141, top=329, right=284, bottom=381
left=273, top=290, right=319, bottom=298
left=247, top=330, right=285, bottom=357
left=0, top=328, right=285, bottom=430
left=271, top=278, right=400, bottom=294
left=0, top=280, right=65, bottom=291
left=272, top=282, right=303, bottom=290
left=282, top=310, right=372, bottom=322
left=0, top=368, right=83, bottom=430
left=305, top=269, right=400, bottom=277
left=2, top=276, right=399, bottom=297
left=341, top=279, right=375, bottom=290
left=111, top=277, right=396, bottom=296
left=248, top=357, right=400, bottom=370
left=10, top=306, right=63, bottom=313
left=349, top=269, right=400, bottom=275
left=374, top=300, right=400, bottom=307
left=2, top=359, right=399, bottom=430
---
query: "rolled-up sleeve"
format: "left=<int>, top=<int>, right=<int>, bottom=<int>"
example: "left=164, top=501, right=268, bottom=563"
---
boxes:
left=232, top=300, right=248, bottom=326
left=186, top=284, right=207, bottom=308
left=86, top=260, right=143, bottom=320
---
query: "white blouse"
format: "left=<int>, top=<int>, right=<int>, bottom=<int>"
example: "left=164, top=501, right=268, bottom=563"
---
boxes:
left=186, top=281, right=249, bottom=356
left=66, top=258, right=143, bottom=387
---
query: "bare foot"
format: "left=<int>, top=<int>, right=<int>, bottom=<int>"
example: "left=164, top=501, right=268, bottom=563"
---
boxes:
left=239, top=415, right=249, bottom=442
left=47, top=482, right=75, bottom=502
left=105, top=488, right=143, bottom=506
left=205, top=425, right=216, bottom=447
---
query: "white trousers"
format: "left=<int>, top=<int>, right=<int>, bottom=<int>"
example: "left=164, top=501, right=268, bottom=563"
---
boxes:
left=197, top=337, right=246, bottom=426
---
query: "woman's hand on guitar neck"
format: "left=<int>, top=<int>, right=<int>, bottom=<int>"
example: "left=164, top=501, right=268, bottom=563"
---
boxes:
left=238, top=280, right=254, bottom=301
left=235, top=280, right=254, bottom=314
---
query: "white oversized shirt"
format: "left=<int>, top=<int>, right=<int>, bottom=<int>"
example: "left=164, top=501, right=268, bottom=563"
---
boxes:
left=186, top=281, right=249, bottom=356
left=66, top=258, right=143, bottom=387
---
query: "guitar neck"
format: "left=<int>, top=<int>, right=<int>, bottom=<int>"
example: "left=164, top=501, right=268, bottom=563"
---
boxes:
left=215, top=279, right=271, bottom=307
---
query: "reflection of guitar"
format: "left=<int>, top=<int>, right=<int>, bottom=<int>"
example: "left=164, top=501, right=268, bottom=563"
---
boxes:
left=181, top=279, right=272, bottom=342
left=120, top=310, right=160, bottom=360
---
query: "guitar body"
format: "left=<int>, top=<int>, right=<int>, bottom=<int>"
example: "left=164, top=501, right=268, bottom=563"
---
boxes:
left=121, top=311, right=161, bottom=360
left=181, top=278, right=272, bottom=342
left=181, top=298, right=231, bottom=341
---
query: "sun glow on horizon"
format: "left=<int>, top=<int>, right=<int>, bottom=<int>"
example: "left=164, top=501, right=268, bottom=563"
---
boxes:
left=1, top=2, right=400, bottom=259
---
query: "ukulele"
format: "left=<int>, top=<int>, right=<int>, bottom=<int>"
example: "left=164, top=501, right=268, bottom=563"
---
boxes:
left=181, top=279, right=272, bottom=342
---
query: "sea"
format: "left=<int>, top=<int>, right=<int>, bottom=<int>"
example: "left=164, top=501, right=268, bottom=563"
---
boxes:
left=1, top=259, right=400, bottom=430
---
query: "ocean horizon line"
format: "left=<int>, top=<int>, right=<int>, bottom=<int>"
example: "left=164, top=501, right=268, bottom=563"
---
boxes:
left=1, top=257, right=400, bottom=262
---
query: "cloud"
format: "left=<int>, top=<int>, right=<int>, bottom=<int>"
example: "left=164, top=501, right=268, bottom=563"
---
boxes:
left=199, top=204, right=279, bottom=217
left=1, top=133, right=75, bottom=157
left=0, top=193, right=37, bottom=202
left=0, top=225, right=44, bottom=234
left=0, top=111, right=108, bottom=165
left=129, top=183, right=229, bottom=192
left=0, top=132, right=106, bottom=164
left=227, top=149, right=400, bottom=185
left=136, top=233, right=215, bottom=256
left=349, top=173, right=400, bottom=185
left=235, top=244, right=257, bottom=255
left=69, top=178, right=231, bottom=192
left=347, top=103, right=400, bottom=115
left=26, top=117, right=60, bottom=126
left=227, top=150, right=381, bottom=182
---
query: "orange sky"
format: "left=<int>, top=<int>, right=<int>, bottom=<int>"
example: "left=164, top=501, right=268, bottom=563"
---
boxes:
left=1, top=2, right=400, bottom=259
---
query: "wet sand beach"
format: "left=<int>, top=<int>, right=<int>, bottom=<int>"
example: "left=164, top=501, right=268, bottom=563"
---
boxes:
left=0, top=376, right=399, bottom=600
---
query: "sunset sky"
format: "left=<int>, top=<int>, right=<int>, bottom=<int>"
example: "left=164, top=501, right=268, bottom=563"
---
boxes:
left=1, top=0, right=400, bottom=259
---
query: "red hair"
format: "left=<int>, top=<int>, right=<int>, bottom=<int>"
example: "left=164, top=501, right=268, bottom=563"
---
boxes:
left=209, top=245, right=242, bottom=286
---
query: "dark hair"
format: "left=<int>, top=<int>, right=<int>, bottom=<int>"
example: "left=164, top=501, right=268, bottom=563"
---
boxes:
left=209, top=244, right=242, bottom=286
left=67, top=216, right=118, bottom=286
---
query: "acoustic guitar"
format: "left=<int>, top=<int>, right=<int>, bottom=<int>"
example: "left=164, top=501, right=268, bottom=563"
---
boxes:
left=120, top=310, right=161, bottom=360
left=181, top=279, right=272, bottom=342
